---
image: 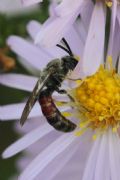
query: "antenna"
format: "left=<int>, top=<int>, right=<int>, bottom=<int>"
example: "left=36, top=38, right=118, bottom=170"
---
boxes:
left=56, top=38, right=73, bottom=56
left=56, top=44, right=71, bottom=56
left=62, top=38, right=73, bottom=56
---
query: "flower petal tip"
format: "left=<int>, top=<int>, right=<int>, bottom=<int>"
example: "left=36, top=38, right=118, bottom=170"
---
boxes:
left=2, top=143, right=19, bottom=159
left=6, top=35, right=17, bottom=47
left=2, top=149, right=11, bottom=159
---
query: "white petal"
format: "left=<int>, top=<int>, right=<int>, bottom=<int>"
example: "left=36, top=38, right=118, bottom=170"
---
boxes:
left=18, top=56, right=40, bottom=76
left=16, top=131, right=60, bottom=171
left=0, top=0, right=39, bottom=16
left=107, top=0, right=117, bottom=56
left=27, top=20, right=41, bottom=40
left=49, top=1, right=58, bottom=17
left=55, top=130, right=93, bottom=180
left=21, top=0, right=42, bottom=6
left=109, top=130, right=120, bottom=180
left=0, top=102, right=42, bottom=120
left=94, top=132, right=110, bottom=180
left=74, top=19, right=87, bottom=45
left=112, top=19, right=120, bottom=65
left=74, top=2, right=106, bottom=77
left=35, top=11, right=80, bottom=47
left=53, top=93, right=70, bottom=102
left=65, top=26, right=84, bottom=57
left=82, top=135, right=102, bottom=180
left=35, top=138, right=80, bottom=180
left=14, top=117, right=43, bottom=134
left=117, top=5, right=120, bottom=26
left=27, top=21, right=68, bottom=58
left=15, top=116, right=55, bottom=140
left=0, top=73, right=37, bottom=92
left=0, top=98, right=71, bottom=121
left=7, top=36, right=53, bottom=70
left=2, top=123, right=53, bottom=158
left=80, top=0, right=94, bottom=32
left=82, top=130, right=120, bottom=180
left=19, top=133, right=77, bottom=180
left=24, top=130, right=61, bottom=157
left=55, top=0, right=84, bottom=17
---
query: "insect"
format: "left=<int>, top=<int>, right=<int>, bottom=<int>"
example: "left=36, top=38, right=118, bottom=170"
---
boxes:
left=20, top=38, right=78, bottom=132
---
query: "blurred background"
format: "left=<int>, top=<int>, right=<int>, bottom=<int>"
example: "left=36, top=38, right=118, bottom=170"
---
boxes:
left=0, top=1, right=49, bottom=179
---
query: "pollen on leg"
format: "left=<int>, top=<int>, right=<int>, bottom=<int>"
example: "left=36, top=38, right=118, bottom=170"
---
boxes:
left=71, top=59, right=120, bottom=136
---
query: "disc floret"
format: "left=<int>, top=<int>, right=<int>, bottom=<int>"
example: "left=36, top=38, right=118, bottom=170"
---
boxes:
left=73, top=63, right=120, bottom=136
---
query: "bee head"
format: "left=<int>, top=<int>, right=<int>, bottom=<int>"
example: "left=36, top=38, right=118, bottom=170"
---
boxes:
left=62, top=56, right=78, bottom=71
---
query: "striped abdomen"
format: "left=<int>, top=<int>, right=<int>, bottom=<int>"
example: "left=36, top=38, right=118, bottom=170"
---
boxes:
left=39, top=90, right=76, bottom=132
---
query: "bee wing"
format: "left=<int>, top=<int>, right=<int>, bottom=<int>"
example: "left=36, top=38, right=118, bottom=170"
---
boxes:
left=20, top=73, right=51, bottom=126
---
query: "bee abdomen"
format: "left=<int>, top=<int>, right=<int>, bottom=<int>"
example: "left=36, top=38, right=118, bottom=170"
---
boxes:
left=48, top=112, right=76, bottom=132
left=39, top=90, right=76, bottom=132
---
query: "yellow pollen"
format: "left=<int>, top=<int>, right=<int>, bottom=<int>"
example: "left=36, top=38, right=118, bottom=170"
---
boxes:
left=72, top=59, right=120, bottom=136
left=92, top=134, right=97, bottom=140
left=105, top=0, right=113, bottom=7
left=61, top=112, right=72, bottom=117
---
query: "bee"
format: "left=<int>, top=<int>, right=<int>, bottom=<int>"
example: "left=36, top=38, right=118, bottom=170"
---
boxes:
left=20, top=38, right=78, bottom=132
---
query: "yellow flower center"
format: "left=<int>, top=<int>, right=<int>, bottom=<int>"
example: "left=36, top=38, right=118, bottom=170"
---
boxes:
left=72, top=60, right=120, bottom=137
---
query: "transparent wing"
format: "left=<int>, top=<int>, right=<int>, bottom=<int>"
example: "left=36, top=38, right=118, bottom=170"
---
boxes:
left=20, top=73, right=51, bottom=126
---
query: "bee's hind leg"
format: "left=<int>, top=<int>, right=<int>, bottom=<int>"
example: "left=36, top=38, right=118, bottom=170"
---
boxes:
left=56, top=89, right=67, bottom=94
left=56, top=88, right=75, bottom=102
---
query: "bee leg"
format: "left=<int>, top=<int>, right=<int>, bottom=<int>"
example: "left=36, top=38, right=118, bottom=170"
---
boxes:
left=67, top=78, right=82, bottom=81
left=56, top=89, right=67, bottom=94
left=56, top=89, right=75, bottom=102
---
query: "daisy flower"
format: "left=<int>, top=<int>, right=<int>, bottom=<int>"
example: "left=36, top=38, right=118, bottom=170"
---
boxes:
left=1, top=5, right=120, bottom=178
